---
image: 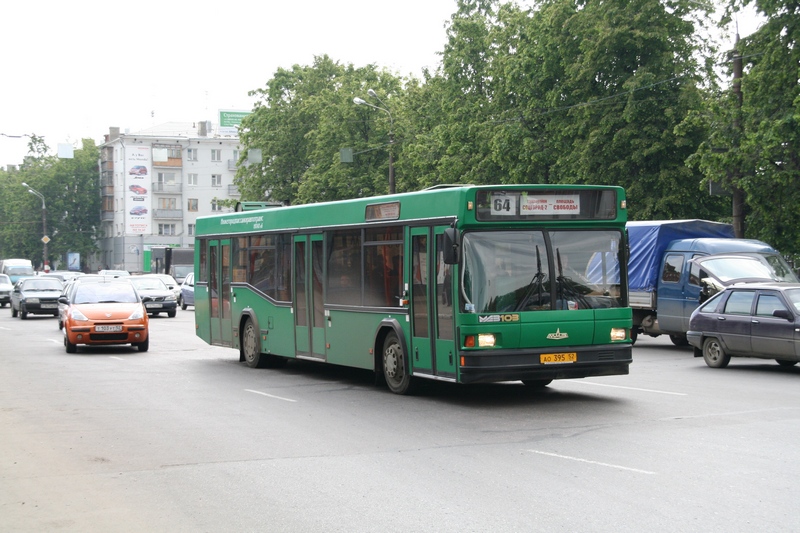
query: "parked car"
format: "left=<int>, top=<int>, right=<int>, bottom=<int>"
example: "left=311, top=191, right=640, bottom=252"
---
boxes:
left=129, top=206, right=148, bottom=216
left=687, top=282, right=800, bottom=368
left=0, top=273, right=13, bottom=307
left=11, top=277, right=63, bottom=318
left=129, top=184, right=148, bottom=195
left=142, top=273, right=180, bottom=301
left=129, top=276, right=177, bottom=317
left=61, top=279, right=150, bottom=353
left=129, top=165, right=148, bottom=175
left=40, top=271, right=83, bottom=284
left=179, top=272, right=195, bottom=310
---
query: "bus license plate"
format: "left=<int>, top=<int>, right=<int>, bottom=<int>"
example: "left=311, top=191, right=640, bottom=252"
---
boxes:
left=96, top=325, right=123, bottom=332
left=540, top=352, right=577, bottom=364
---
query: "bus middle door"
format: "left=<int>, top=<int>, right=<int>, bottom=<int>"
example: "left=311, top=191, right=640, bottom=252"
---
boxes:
left=293, top=234, right=326, bottom=360
left=208, top=238, right=233, bottom=347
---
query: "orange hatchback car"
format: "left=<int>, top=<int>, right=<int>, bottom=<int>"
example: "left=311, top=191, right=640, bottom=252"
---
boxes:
left=61, top=279, right=150, bottom=353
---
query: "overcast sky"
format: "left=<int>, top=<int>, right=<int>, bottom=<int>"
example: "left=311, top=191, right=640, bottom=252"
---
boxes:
left=0, top=1, right=761, bottom=168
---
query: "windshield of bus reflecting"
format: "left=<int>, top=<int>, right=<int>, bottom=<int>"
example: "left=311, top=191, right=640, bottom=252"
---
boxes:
left=460, top=230, right=623, bottom=313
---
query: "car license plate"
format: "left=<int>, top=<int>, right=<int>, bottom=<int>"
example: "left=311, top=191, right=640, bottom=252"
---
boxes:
left=540, top=352, right=577, bottom=364
left=41, top=303, right=58, bottom=308
left=146, top=303, right=163, bottom=308
left=95, top=325, right=123, bottom=332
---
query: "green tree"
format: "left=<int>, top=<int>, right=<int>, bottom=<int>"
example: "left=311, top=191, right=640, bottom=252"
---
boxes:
left=691, top=0, right=799, bottom=256
left=0, top=138, right=100, bottom=270
left=236, top=55, right=405, bottom=205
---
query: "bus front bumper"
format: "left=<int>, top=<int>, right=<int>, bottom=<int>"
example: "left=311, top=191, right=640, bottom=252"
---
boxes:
left=458, top=344, right=632, bottom=384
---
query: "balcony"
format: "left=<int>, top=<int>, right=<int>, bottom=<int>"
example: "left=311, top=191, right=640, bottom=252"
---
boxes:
left=101, top=211, right=114, bottom=221
left=227, top=184, right=240, bottom=196
left=228, top=159, right=238, bottom=171
left=153, top=209, right=184, bottom=220
left=152, top=182, right=183, bottom=194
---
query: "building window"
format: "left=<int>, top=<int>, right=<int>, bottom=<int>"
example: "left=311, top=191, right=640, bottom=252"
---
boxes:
left=168, top=147, right=181, bottom=158
left=158, top=197, right=177, bottom=209
left=188, top=224, right=195, bottom=236
left=211, top=174, right=222, bottom=187
left=211, top=149, right=221, bottom=162
left=211, top=199, right=222, bottom=212
left=188, top=198, right=198, bottom=212
left=232, top=149, right=239, bottom=161
left=188, top=173, right=198, bottom=186
left=158, top=224, right=176, bottom=236
left=187, top=148, right=198, bottom=161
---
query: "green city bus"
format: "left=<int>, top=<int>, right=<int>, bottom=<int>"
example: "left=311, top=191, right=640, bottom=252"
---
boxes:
left=193, top=184, right=632, bottom=394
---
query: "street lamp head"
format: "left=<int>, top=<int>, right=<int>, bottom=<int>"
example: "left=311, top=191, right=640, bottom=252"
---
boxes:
left=353, top=97, right=367, bottom=106
left=22, top=182, right=29, bottom=187
left=367, top=89, right=378, bottom=98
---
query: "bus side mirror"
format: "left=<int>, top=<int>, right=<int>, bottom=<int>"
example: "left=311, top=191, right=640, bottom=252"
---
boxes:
left=443, top=228, right=460, bottom=264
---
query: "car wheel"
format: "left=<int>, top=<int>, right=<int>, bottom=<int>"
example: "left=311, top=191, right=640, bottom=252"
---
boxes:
left=65, top=334, right=77, bottom=354
left=167, top=310, right=176, bottom=318
left=776, top=359, right=798, bottom=367
left=382, top=332, right=416, bottom=395
left=20, top=308, right=27, bottom=319
left=179, top=297, right=187, bottom=310
left=522, top=379, right=553, bottom=388
left=137, top=337, right=149, bottom=352
left=702, top=337, right=730, bottom=368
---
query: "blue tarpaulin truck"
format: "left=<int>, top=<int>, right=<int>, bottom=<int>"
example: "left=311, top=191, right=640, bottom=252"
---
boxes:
left=627, top=220, right=798, bottom=344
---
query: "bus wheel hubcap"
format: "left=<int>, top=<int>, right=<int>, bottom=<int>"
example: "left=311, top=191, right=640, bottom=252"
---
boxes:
left=385, top=346, right=400, bottom=378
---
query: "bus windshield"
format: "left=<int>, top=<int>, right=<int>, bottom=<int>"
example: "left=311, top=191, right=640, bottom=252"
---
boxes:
left=461, top=230, right=623, bottom=313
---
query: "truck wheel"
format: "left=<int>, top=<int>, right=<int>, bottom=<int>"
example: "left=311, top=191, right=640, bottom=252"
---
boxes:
left=702, top=337, right=730, bottom=368
left=382, top=332, right=415, bottom=395
left=669, top=334, right=689, bottom=346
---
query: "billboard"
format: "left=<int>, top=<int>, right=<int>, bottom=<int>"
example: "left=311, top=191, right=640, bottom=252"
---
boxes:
left=125, top=145, right=152, bottom=234
left=218, top=109, right=250, bottom=136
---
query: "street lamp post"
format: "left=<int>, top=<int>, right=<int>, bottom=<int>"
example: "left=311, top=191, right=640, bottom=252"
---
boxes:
left=353, top=89, right=395, bottom=194
left=22, top=182, right=48, bottom=270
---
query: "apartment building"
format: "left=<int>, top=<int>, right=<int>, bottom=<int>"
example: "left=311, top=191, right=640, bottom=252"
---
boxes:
left=98, top=122, right=242, bottom=272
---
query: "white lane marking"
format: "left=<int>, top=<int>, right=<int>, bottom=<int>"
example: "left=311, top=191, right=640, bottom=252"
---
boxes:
left=528, top=450, right=656, bottom=475
left=48, top=339, right=61, bottom=344
left=245, top=389, right=297, bottom=403
left=109, top=356, right=125, bottom=361
left=564, top=380, right=687, bottom=396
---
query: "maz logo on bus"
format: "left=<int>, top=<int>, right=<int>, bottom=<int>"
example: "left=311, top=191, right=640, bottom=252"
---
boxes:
left=479, top=314, right=520, bottom=323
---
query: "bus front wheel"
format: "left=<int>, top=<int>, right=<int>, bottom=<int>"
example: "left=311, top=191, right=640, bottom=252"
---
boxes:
left=382, top=332, right=415, bottom=395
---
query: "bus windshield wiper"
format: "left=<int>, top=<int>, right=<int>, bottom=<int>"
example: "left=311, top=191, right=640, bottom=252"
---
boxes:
left=515, top=245, right=545, bottom=311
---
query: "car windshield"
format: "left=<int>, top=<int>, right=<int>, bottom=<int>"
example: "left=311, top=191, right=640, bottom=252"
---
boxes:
left=23, top=279, right=63, bottom=291
left=461, top=229, right=623, bottom=313
left=698, top=254, right=799, bottom=283
left=783, top=289, right=800, bottom=313
left=131, top=278, right=168, bottom=291
left=74, top=283, right=139, bottom=304
left=172, top=265, right=193, bottom=279
left=7, top=266, right=35, bottom=276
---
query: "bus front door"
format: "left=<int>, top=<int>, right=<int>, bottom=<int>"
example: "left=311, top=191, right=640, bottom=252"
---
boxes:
left=409, top=227, right=457, bottom=378
left=208, top=239, right=232, bottom=347
left=293, top=234, right=326, bottom=359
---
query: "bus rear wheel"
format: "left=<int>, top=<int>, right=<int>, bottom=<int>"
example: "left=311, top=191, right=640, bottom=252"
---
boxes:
left=382, top=332, right=415, bottom=395
left=242, top=318, right=265, bottom=368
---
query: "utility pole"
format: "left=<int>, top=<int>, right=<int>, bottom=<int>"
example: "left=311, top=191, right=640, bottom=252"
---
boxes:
left=731, top=35, right=745, bottom=239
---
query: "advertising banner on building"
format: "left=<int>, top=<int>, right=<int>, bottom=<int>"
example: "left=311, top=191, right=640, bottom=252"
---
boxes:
left=125, top=146, right=152, bottom=234
left=218, top=109, right=250, bottom=136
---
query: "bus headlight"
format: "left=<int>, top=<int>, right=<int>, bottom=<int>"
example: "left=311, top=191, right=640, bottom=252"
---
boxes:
left=610, top=328, right=627, bottom=341
left=464, top=334, right=497, bottom=348
left=478, top=334, right=496, bottom=347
